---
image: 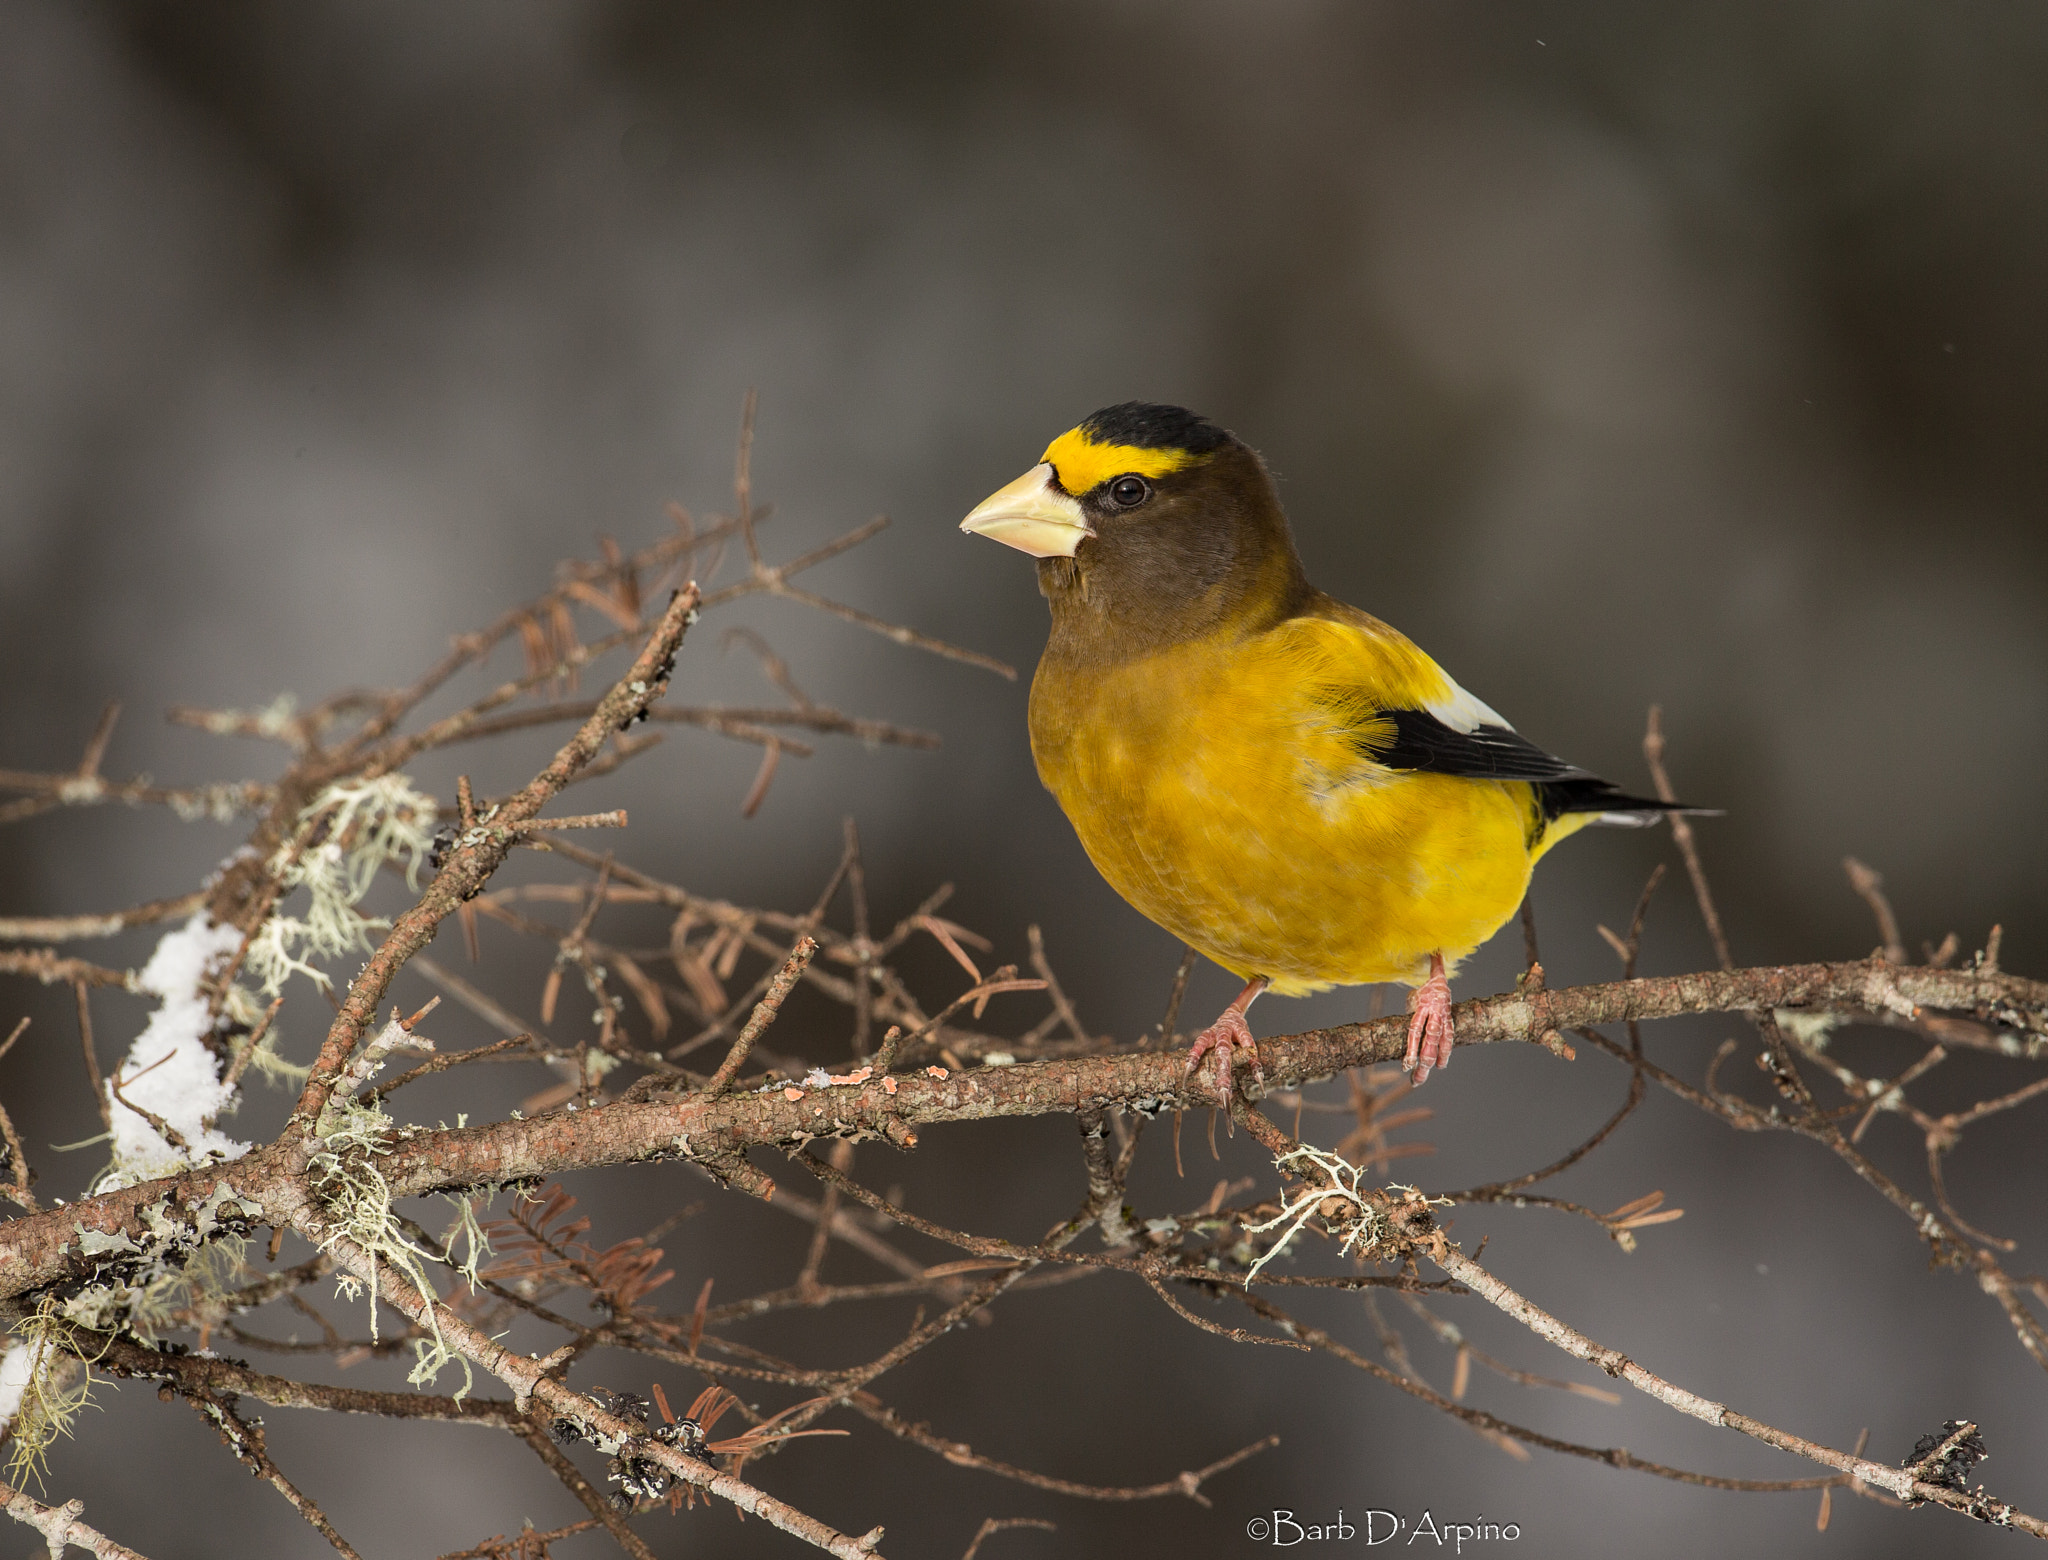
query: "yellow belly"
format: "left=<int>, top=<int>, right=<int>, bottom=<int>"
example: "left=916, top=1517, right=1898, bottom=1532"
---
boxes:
left=1030, top=632, right=1565, bottom=993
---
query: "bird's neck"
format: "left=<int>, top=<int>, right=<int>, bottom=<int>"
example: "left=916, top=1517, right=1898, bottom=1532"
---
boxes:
left=1036, top=525, right=1310, bottom=667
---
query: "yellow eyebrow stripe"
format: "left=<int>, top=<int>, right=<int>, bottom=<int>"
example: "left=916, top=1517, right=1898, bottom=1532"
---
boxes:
left=1041, top=427, right=1197, bottom=496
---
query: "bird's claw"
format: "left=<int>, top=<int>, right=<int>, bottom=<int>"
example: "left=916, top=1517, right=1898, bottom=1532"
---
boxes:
left=1404, top=964, right=1454, bottom=1085
left=1185, top=1007, right=1263, bottom=1106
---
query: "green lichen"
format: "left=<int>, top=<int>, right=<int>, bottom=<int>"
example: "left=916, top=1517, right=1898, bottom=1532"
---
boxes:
left=1775, top=1008, right=1843, bottom=1049
left=308, top=1096, right=490, bottom=1398
left=247, top=775, right=437, bottom=998
left=4, top=1298, right=105, bottom=1488
left=50, top=1186, right=265, bottom=1344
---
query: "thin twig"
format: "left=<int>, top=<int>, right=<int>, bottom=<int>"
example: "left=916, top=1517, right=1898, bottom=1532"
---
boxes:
left=1157, top=947, right=1199, bottom=1045
left=1142, top=1271, right=1307, bottom=1350
left=1026, top=925, right=1091, bottom=1046
left=76, top=981, right=111, bottom=1132
left=961, top=1518, right=1057, bottom=1560
left=705, top=935, right=818, bottom=1095
left=1844, top=857, right=1907, bottom=963
left=0, top=949, right=131, bottom=991
left=514, top=1423, right=660, bottom=1560
left=850, top=1388, right=1277, bottom=1507
left=0, top=891, right=209, bottom=944
left=1424, top=1234, right=2040, bottom=1529
left=1643, top=705, right=1732, bottom=970
left=175, top=1389, right=364, bottom=1559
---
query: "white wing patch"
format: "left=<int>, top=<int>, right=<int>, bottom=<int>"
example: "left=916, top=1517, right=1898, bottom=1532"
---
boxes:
left=1422, top=677, right=1513, bottom=735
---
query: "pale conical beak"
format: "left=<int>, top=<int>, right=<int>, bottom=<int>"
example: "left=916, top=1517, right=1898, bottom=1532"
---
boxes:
left=959, top=463, right=1094, bottom=559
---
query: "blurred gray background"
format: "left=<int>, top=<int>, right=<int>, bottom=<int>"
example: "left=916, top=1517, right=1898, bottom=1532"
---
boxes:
left=2, top=2, right=2046, bottom=1557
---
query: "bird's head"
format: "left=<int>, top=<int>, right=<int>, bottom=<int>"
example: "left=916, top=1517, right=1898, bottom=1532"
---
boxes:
left=961, top=402, right=1307, bottom=646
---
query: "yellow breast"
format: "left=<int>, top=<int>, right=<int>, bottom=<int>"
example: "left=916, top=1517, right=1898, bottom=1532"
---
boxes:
left=1028, top=625, right=1544, bottom=992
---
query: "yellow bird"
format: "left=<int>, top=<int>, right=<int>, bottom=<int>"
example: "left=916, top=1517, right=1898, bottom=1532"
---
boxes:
left=961, top=402, right=1695, bottom=1099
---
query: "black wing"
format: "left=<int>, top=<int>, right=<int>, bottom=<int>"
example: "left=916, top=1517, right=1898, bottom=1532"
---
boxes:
left=1350, top=707, right=1697, bottom=823
left=1356, top=708, right=1583, bottom=782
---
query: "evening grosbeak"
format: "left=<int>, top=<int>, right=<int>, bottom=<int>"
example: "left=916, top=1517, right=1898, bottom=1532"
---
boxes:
left=961, top=402, right=1700, bottom=1100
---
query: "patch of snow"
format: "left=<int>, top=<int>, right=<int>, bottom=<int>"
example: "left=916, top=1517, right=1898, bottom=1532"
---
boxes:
left=99, top=913, right=252, bottom=1188
left=0, top=1340, right=32, bottom=1430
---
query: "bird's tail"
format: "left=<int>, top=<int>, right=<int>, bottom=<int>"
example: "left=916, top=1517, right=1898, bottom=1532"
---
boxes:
left=1535, top=778, right=1718, bottom=828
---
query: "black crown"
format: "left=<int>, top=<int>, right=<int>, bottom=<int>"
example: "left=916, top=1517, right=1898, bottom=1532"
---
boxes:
left=1078, top=402, right=1231, bottom=455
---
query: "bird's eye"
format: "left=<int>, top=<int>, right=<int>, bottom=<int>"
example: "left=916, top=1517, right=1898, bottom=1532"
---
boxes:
left=1107, top=475, right=1150, bottom=508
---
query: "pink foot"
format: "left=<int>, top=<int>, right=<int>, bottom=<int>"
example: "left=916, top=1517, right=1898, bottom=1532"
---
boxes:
left=1404, top=953, right=1454, bottom=1085
left=1184, top=977, right=1269, bottom=1105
